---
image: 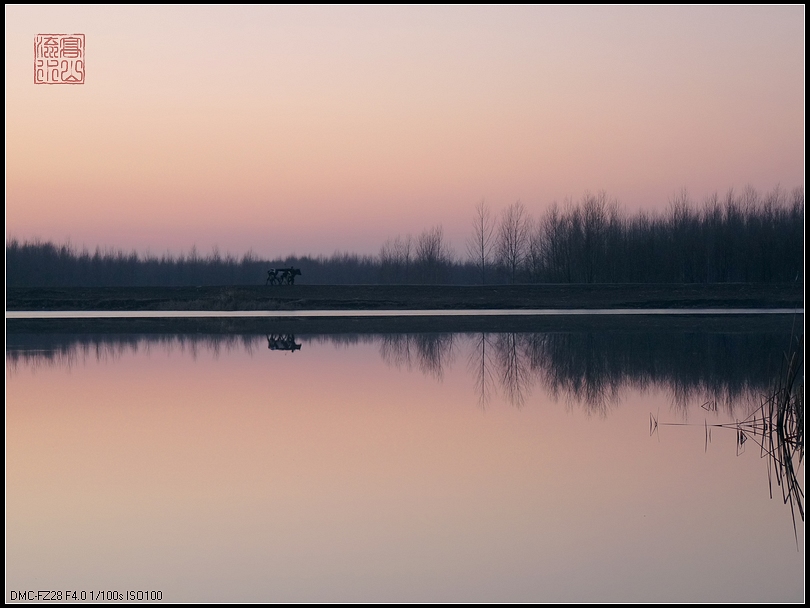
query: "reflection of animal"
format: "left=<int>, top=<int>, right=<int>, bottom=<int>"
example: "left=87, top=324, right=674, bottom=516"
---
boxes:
left=266, top=267, right=301, bottom=285
left=266, top=333, right=302, bottom=352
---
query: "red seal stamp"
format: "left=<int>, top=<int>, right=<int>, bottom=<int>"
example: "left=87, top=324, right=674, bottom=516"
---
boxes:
left=34, top=34, right=85, bottom=84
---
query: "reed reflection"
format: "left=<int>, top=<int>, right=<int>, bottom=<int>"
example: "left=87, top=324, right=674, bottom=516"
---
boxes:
left=7, top=329, right=794, bottom=414
left=654, top=333, right=804, bottom=540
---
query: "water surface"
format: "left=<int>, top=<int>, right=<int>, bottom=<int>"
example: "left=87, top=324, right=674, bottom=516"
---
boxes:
left=6, top=329, right=804, bottom=602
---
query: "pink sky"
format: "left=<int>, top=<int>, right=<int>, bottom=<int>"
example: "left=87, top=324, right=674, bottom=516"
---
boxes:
left=5, top=6, right=804, bottom=258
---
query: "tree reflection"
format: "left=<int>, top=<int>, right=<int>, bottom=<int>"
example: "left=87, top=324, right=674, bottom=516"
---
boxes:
left=442, top=330, right=788, bottom=414
left=379, top=333, right=455, bottom=380
left=493, top=333, right=533, bottom=408
left=530, top=332, right=623, bottom=414
left=467, top=333, right=496, bottom=408
left=7, top=328, right=792, bottom=415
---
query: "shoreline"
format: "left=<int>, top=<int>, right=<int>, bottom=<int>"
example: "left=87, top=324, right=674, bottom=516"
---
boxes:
left=6, top=283, right=804, bottom=312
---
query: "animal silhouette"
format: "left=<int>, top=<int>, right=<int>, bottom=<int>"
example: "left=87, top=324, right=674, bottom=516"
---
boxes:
left=266, top=267, right=301, bottom=285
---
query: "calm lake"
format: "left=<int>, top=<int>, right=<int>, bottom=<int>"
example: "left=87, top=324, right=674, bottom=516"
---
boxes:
left=6, top=322, right=804, bottom=602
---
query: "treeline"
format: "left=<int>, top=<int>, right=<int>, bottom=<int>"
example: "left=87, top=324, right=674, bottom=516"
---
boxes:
left=6, top=185, right=803, bottom=287
left=4, top=243, right=383, bottom=287
left=464, top=185, right=804, bottom=284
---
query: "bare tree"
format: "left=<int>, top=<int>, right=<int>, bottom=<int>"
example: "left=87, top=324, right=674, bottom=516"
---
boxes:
left=526, top=215, right=544, bottom=281
left=398, top=234, right=413, bottom=282
left=379, top=238, right=396, bottom=282
left=415, top=225, right=453, bottom=283
left=580, top=191, right=614, bottom=283
left=466, top=199, right=496, bottom=284
left=379, top=234, right=413, bottom=283
left=496, top=200, right=531, bottom=283
left=537, top=201, right=568, bottom=282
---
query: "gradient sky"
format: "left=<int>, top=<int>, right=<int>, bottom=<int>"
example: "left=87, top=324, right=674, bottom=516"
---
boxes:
left=5, top=6, right=805, bottom=258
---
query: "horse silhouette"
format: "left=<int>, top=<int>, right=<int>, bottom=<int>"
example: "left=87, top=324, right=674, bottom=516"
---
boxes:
left=266, top=267, right=301, bottom=285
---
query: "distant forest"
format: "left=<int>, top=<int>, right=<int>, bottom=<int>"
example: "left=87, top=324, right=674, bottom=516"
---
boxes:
left=6, top=186, right=804, bottom=287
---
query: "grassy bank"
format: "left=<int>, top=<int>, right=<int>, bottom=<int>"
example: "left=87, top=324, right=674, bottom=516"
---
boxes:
left=5, top=283, right=804, bottom=312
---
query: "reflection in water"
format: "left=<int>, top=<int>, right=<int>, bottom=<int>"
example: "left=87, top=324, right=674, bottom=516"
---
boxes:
left=6, top=329, right=795, bottom=414
left=7, top=333, right=262, bottom=369
left=658, top=333, right=804, bottom=541
left=529, top=332, right=623, bottom=413
left=379, top=333, right=455, bottom=380
left=266, top=333, right=302, bottom=352
left=493, top=333, right=533, bottom=408
left=736, top=393, right=803, bottom=541
left=6, top=327, right=804, bottom=602
left=467, top=333, right=496, bottom=408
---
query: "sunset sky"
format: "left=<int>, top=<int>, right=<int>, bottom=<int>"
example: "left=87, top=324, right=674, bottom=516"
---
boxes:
left=5, top=5, right=804, bottom=258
